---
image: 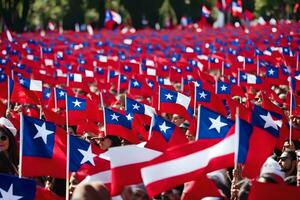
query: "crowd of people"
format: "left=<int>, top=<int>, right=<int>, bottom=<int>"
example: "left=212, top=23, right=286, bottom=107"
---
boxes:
left=0, top=19, right=300, bottom=200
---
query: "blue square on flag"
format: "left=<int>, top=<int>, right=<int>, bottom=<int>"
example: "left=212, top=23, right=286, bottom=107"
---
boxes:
left=104, top=107, right=132, bottom=129
left=160, top=87, right=177, bottom=103
left=67, top=96, right=86, bottom=111
left=69, top=135, right=95, bottom=172
left=216, top=81, right=231, bottom=94
left=43, top=87, right=51, bottom=100
left=126, top=97, right=145, bottom=115
left=196, top=88, right=211, bottom=102
left=0, top=174, right=36, bottom=200
left=197, top=106, right=234, bottom=139
left=22, top=115, right=56, bottom=158
left=55, top=88, right=66, bottom=100
left=266, top=65, right=279, bottom=78
left=130, top=79, right=141, bottom=89
left=123, top=65, right=132, bottom=72
left=236, top=118, right=254, bottom=163
left=251, top=105, right=282, bottom=137
left=152, top=115, right=176, bottom=142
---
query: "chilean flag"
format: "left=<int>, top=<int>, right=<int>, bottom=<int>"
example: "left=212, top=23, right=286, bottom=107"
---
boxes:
left=69, top=135, right=110, bottom=182
left=236, top=107, right=279, bottom=178
left=105, top=145, right=162, bottom=196
left=0, top=174, right=36, bottom=200
left=159, top=87, right=192, bottom=120
left=104, top=107, right=139, bottom=143
left=21, top=115, right=67, bottom=178
left=141, top=135, right=235, bottom=197
left=146, top=114, right=188, bottom=152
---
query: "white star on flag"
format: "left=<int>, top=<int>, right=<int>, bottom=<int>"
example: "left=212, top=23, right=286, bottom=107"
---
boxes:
left=220, top=85, right=227, bottom=91
left=19, top=79, right=25, bottom=85
left=132, top=103, right=140, bottom=110
left=133, top=81, right=139, bottom=87
left=199, top=91, right=207, bottom=99
left=165, top=93, right=173, bottom=100
left=72, top=99, right=82, bottom=107
left=126, top=113, right=133, bottom=121
left=0, top=184, right=23, bottom=200
left=259, top=112, right=282, bottom=130
left=159, top=122, right=171, bottom=133
left=59, top=90, right=65, bottom=97
left=268, top=69, right=275, bottom=75
left=208, top=116, right=228, bottom=133
left=78, top=145, right=97, bottom=166
left=33, top=122, right=54, bottom=144
left=111, top=113, right=119, bottom=121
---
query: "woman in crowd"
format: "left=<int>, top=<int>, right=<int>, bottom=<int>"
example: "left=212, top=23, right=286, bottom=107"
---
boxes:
left=0, top=117, right=18, bottom=175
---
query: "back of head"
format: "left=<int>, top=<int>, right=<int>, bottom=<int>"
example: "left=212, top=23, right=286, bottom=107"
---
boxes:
left=71, top=182, right=110, bottom=200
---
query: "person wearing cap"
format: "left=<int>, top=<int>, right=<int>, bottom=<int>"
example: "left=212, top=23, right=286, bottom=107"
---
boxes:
left=0, top=117, right=19, bottom=175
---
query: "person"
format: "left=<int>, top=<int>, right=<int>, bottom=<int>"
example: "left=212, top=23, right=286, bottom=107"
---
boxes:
left=278, top=150, right=297, bottom=177
left=171, top=114, right=185, bottom=127
left=95, top=132, right=122, bottom=151
left=71, top=182, right=110, bottom=200
left=0, top=117, right=18, bottom=175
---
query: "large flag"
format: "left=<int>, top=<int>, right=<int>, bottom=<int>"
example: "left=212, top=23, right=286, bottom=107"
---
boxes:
left=69, top=135, right=110, bottom=181
left=141, top=135, right=235, bottom=197
left=248, top=181, right=300, bottom=200
left=0, top=174, right=36, bottom=200
left=21, top=115, right=67, bottom=178
left=106, top=145, right=162, bottom=196
left=196, top=106, right=235, bottom=140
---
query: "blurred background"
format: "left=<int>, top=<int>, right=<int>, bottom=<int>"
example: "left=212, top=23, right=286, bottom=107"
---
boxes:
left=0, top=0, right=299, bottom=32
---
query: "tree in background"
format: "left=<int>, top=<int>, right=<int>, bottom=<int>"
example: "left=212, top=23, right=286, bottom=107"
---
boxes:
left=0, top=0, right=31, bottom=32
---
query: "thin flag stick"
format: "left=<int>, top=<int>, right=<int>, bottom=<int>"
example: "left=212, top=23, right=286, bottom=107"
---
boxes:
left=7, top=75, right=11, bottom=111
left=65, top=95, right=70, bottom=200
left=19, top=113, right=23, bottom=178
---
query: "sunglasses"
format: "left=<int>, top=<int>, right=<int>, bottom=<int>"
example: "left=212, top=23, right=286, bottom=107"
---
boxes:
left=279, top=156, right=288, bottom=161
left=0, top=134, right=8, bottom=141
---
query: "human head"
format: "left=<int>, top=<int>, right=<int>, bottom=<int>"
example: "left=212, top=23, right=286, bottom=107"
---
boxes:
left=171, top=114, right=184, bottom=127
left=0, top=117, right=18, bottom=171
left=0, top=117, right=17, bottom=157
left=97, top=135, right=121, bottom=151
left=71, top=182, right=110, bottom=200
left=278, top=150, right=297, bottom=176
left=259, top=157, right=285, bottom=183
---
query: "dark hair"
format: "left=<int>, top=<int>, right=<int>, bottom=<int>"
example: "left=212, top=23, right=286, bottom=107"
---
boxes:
left=284, top=176, right=297, bottom=186
left=284, top=150, right=297, bottom=161
left=0, top=126, right=19, bottom=175
left=106, top=135, right=122, bottom=147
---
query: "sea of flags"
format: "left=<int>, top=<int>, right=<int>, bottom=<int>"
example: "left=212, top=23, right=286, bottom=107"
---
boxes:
left=0, top=20, right=299, bottom=199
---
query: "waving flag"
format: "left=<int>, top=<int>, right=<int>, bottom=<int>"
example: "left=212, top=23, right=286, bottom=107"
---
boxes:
left=216, top=80, right=231, bottom=95
left=107, top=145, right=162, bottom=195
left=125, top=96, right=156, bottom=139
left=141, top=135, right=235, bottom=197
left=104, top=107, right=139, bottom=143
left=21, top=115, right=66, bottom=178
left=0, top=174, right=36, bottom=200
left=66, top=95, right=87, bottom=125
left=69, top=134, right=110, bottom=181
left=196, top=106, right=234, bottom=140
left=146, top=114, right=188, bottom=152
left=235, top=106, right=280, bottom=178
left=159, top=87, right=192, bottom=120
left=47, top=88, right=66, bottom=109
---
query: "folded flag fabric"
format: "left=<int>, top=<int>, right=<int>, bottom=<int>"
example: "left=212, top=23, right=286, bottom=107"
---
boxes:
left=248, top=181, right=300, bottom=200
left=21, top=115, right=67, bottom=178
left=141, top=135, right=235, bottom=197
left=0, top=173, right=36, bottom=200
left=107, top=145, right=162, bottom=195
